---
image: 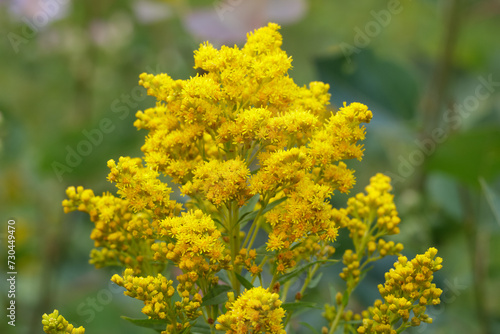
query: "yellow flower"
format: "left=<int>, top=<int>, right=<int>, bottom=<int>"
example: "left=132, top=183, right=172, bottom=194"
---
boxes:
left=250, top=147, right=311, bottom=196
left=308, top=102, right=372, bottom=166
left=266, top=177, right=338, bottom=251
left=346, top=173, right=401, bottom=240
left=216, top=287, right=286, bottom=334
left=62, top=186, right=157, bottom=273
left=107, top=156, right=182, bottom=218
left=112, top=268, right=176, bottom=320
left=183, top=158, right=250, bottom=207
left=156, top=210, right=226, bottom=262
left=42, top=310, right=85, bottom=334
left=357, top=248, right=443, bottom=333
left=59, top=21, right=444, bottom=334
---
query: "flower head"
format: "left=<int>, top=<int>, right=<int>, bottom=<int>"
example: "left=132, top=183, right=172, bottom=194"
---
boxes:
left=216, top=287, right=286, bottom=334
left=357, top=248, right=443, bottom=333
left=42, top=310, right=85, bottom=334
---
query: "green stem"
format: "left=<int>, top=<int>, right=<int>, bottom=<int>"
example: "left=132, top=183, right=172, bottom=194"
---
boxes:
left=247, top=144, right=266, bottom=166
left=246, top=217, right=262, bottom=251
left=299, top=262, right=321, bottom=297
left=269, top=273, right=279, bottom=290
left=243, top=219, right=257, bottom=249
left=228, top=201, right=241, bottom=294
left=328, top=298, right=347, bottom=334
left=395, top=321, right=411, bottom=333
left=282, top=263, right=321, bottom=327
left=281, top=280, right=291, bottom=302
left=242, top=196, right=270, bottom=250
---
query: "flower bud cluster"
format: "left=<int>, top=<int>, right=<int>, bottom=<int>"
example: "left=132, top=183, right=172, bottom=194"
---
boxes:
left=107, top=156, right=183, bottom=219
left=216, top=287, right=286, bottom=334
left=346, top=173, right=401, bottom=239
left=339, top=174, right=404, bottom=288
left=234, top=248, right=262, bottom=276
left=357, top=248, right=443, bottom=333
left=112, top=268, right=200, bottom=333
left=42, top=310, right=85, bottom=334
left=62, top=186, right=154, bottom=273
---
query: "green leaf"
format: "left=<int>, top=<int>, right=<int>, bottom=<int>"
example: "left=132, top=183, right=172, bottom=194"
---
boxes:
left=342, top=291, right=349, bottom=307
left=201, top=284, right=232, bottom=306
left=121, top=316, right=168, bottom=331
left=177, top=321, right=223, bottom=334
left=237, top=194, right=260, bottom=229
left=281, top=301, right=321, bottom=313
left=191, top=323, right=221, bottom=334
left=277, top=259, right=337, bottom=284
left=480, top=177, right=500, bottom=227
left=255, top=243, right=274, bottom=257
left=307, top=272, right=323, bottom=289
left=329, top=285, right=337, bottom=304
left=239, top=194, right=260, bottom=217
left=300, top=322, right=320, bottom=334
left=218, top=269, right=232, bottom=285
left=235, top=272, right=254, bottom=290
left=212, top=217, right=223, bottom=228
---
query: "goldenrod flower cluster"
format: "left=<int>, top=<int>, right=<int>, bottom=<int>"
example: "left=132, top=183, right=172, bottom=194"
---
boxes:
left=111, top=268, right=200, bottom=333
left=152, top=210, right=231, bottom=287
left=183, top=158, right=251, bottom=207
left=107, top=157, right=183, bottom=219
left=346, top=173, right=401, bottom=241
left=234, top=248, right=262, bottom=276
left=111, top=269, right=175, bottom=319
left=339, top=174, right=404, bottom=290
left=357, top=248, right=443, bottom=333
left=53, top=22, right=443, bottom=334
left=62, top=186, right=156, bottom=273
left=216, top=287, right=286, bottom=334
left=42, top=310, right=85, bottom=334
left=135, top=22, right=371, bottom=254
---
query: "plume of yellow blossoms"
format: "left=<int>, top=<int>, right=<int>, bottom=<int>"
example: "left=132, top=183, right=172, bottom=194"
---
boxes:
left=216, top=287, right=286, bottom=334
left=358, top=248, right=443, bottom=333
left=51, top=22, right=443, bottom=334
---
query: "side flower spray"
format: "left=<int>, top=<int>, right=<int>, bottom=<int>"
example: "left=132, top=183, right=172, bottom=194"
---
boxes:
left=45, top=23, right=443, bottom=334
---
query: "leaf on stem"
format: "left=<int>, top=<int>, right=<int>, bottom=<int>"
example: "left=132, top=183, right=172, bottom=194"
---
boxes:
left=281, top=301, right=322, bottom=313
left=120, top=316, right=169, bottom=330
left=277, top=259, right=337, bottom=285
left=201, top=285, right=233, bottom=306
left=235, top=272, right=255, bottom=290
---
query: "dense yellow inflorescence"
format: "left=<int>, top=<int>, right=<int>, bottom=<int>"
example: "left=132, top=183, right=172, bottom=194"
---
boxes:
left=338, top=174, right=405, bottom=290
left=216, top=287, right=286, bottom=334
left=111, top=268, right=201, bottom=333
left=346, top=173, right=401, bottom=239
left=62, top=186, right=158, bottom=274
left=357, top=248, right=443, bottom=333
left=111, top=268, right=176, bottom=320
left=152, top=209, right=231, bottom=274
left=42, top=310, right=85, bottom=334
left=54, top=22, right=443, bottom=334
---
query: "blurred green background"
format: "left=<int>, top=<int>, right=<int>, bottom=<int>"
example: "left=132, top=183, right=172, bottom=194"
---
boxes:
left=1, top=0, right=499, bottom=333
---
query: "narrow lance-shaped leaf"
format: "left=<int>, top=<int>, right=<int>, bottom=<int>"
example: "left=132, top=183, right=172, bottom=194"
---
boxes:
left=277, top=259, right=337, bottom=284
left=235, top=272, right=254, bottom=290
left=201, top=285, right=232, bottom=306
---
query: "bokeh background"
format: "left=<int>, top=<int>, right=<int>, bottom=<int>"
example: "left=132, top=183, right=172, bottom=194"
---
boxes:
left=1, top=0, right=500, bottom=333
